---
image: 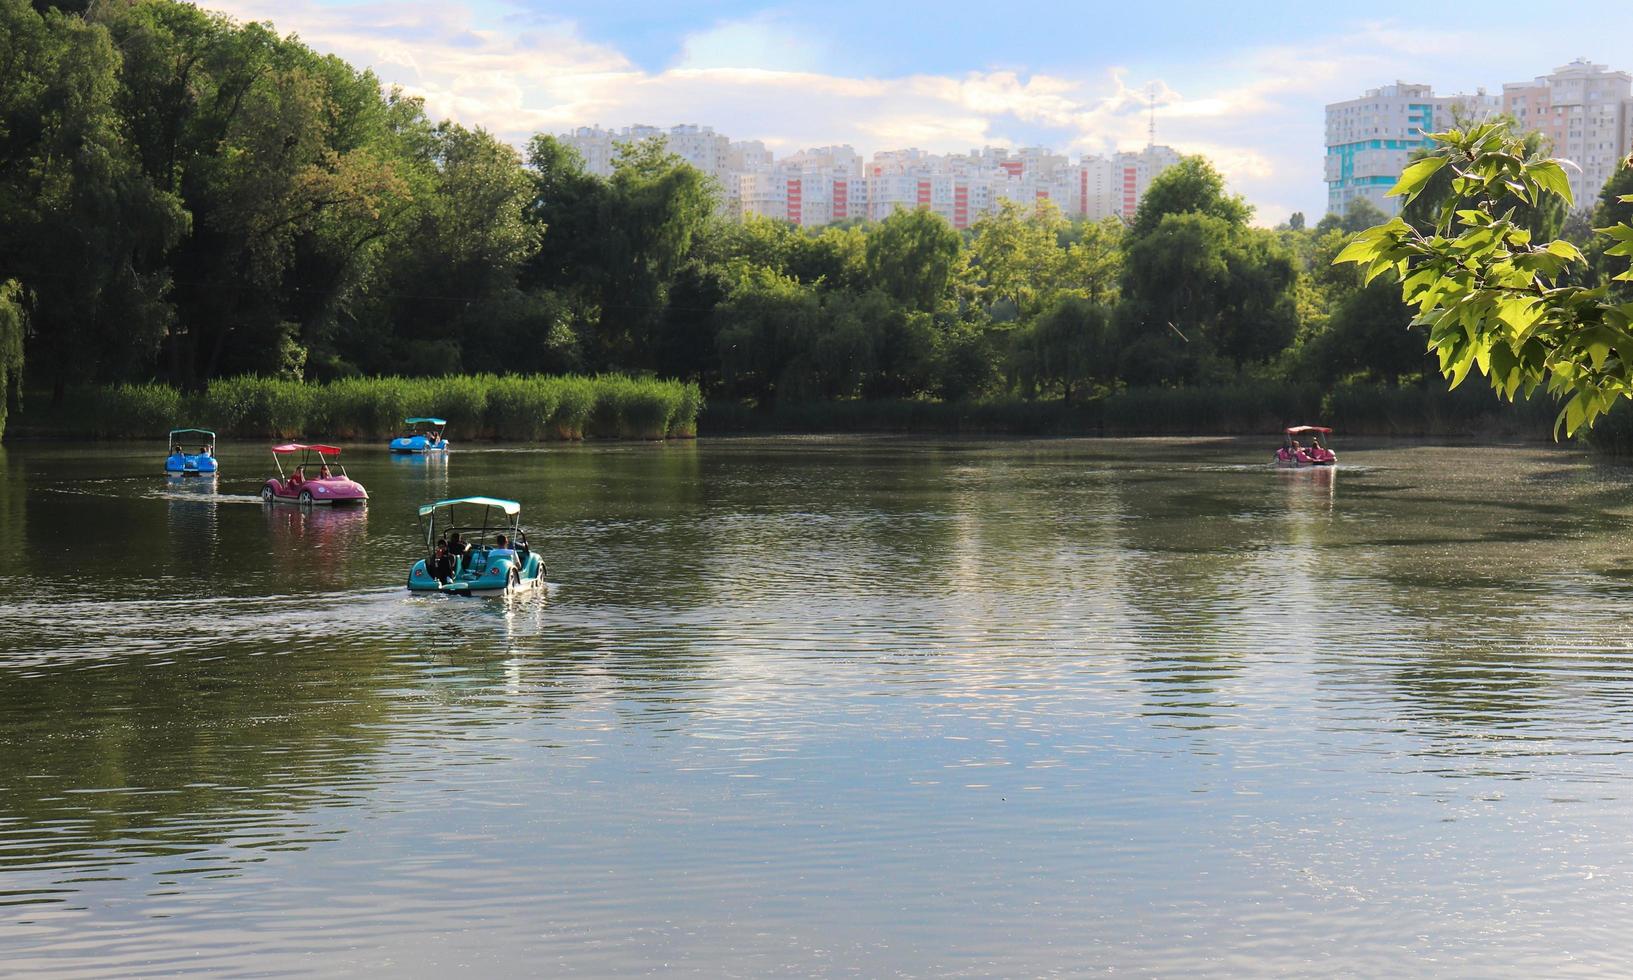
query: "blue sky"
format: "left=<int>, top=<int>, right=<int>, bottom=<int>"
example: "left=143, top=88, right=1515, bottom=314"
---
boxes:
left=211, top=0, right=1633, bottom=221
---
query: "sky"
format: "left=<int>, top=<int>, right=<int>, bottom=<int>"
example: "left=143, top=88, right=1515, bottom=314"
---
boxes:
left=204, top=0, right=1633, bottom=223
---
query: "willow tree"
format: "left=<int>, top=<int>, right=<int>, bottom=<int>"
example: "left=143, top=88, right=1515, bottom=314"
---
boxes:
left=1337, top=123, right=1633, bottom=435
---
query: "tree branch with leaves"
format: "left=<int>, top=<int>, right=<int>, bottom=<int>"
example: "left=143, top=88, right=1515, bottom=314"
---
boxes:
left=1337, top=122, right=1633, bottom=436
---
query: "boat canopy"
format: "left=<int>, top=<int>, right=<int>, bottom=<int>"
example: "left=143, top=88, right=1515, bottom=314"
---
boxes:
left=404, top=417, right=447, bottom=426
left=419, top=496, right=521, bottom=518
left=1284, top=425, right=1332, bottom=435
left=273, top=443, right=343, bottom=455
left=169, top=428, right=216, bottom=441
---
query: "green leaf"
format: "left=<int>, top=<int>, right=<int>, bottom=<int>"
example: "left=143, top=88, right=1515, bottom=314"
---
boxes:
left=1333, top=235, right=1385, bottom=267
left=1545, top=240, right=1584, bottom=263
left=1561, top=394, right=1587, bottom=438
left=1388, top=156, right=1450, bottom=201
left=1582, top=330, right=1612, bottom=371
left=1528, top=160, right=1574, bottom=207
left=1496, top=296, right=1544, bottom=335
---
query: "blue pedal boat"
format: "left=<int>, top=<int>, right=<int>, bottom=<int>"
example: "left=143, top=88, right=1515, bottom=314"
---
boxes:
left=164, top=428, right=218, bottom=475
left=408, top=496, right=544, bottom=596
left=389, top=417, right=449, bottom=454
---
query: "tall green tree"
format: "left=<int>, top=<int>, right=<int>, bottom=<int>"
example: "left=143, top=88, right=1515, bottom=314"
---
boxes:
left=865, top=207, right=960, bottom=313
left=1128, top=155, right=1252, bottom=238
left=1118, top=215, right=1298, bottom=382
left=350, top=119, right=540, bottom=375
left=1013, top=296, right=1111, bottom=402
left=524, top=135, right=715, bottom=372
left=965, top=200, right=1066, bottom=317
left=0, top=0, right=188, bottom=396
left=1060, top=217, right=1123, bottom=305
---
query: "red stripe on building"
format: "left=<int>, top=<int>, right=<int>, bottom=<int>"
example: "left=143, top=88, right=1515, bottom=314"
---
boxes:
left=953, top=184, right=969, bottom=229
left=917, top=180, right=931, bottom=208
left=833, top=180, right=848, bottom=220
left=1122, top=167, right=1137, bottom=215
left=786, top=177, right=802, bottom=226
left=1079, top=170, right=1088, bottom=216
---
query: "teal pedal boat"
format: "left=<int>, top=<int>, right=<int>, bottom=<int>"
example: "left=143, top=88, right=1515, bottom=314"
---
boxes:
left=390, top=417, right=449, bottom=454
left=408, top=496, right=545, bottom=596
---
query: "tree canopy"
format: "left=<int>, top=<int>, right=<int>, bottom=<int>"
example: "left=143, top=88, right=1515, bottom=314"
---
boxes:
left=4, top=0, right=1632, bottom=440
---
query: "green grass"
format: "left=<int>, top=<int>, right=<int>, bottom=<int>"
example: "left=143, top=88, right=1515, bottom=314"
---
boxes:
left=12, top=374, right=702, bottom=442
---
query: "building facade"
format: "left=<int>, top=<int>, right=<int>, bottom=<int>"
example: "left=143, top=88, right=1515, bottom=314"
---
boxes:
left=1324, top=83, right=1499, bottom=217
left=562, top=126, right=1185, bottom=228
left=1502, top=60, right=1633, bottom=207
left=1328, top=61, right=1633, bottom=219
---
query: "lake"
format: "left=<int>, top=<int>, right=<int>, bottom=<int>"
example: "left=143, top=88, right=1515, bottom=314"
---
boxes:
left=3, top=436, right=1633, bottom=976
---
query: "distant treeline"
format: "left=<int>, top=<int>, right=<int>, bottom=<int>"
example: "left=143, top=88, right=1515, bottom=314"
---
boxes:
left=2, top=0, right=1631, bottom=441
left=703, top=382, right=1561, bottom=440
left=9, top=375, right=1559, bottom=442
left=12, top=375, right=700, bottom=441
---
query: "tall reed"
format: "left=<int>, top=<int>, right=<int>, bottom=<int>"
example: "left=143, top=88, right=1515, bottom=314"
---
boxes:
left=11, top=374, right=704, bottom=443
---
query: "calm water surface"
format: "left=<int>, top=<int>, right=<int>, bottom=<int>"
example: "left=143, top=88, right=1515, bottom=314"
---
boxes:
left=3, top=437, right=1633, bottom=976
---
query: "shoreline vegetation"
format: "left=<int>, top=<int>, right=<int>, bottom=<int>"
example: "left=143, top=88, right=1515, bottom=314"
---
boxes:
left=707, top=381, right=1562, bottom=440
left=6, top=374, right=1573, bottom=443
left=9, top=375, right=700, bottom=441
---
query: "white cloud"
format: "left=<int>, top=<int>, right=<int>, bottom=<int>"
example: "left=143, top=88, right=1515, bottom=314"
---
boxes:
left=675, top=14, right=828, bottom=73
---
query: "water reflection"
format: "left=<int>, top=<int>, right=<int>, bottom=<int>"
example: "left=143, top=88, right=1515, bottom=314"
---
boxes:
left=0, top=644, right=400, bottom=875
left=162, top=475, right=219, bottom=564
left=261, top=503, right=369, bottom=590
left=3, top=438, right=1633, bottom=975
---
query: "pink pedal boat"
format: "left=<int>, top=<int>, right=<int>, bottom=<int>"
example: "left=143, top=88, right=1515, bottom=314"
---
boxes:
left=1273, top=425, right=1337, bottom=467
left=260, top=443, right=369, bottom=505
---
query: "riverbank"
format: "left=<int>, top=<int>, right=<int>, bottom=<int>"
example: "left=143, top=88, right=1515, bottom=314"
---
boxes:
left=703, top=382, right=1566, bottom=440
left=6, top=375, right=701, bottom=441
left=4, top=376, right=1575, bottom=444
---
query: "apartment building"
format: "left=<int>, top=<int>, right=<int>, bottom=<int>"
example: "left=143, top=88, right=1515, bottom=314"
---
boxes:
left=562, top=126, right=1185, bottom=228
left=1077, top=146, right=1184, bottom=222
left=560, top=124, right=733, bottom=185
left=1502, top=59, right=1633, bottom=206
left=1324, top=83, right=1499, bottom=216
left=1327, top=61, right=1633, bottom=217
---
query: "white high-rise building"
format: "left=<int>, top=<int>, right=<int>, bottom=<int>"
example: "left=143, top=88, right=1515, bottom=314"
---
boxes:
left=1503, top=60, right=1633, bottom=207
left=560, top=126, right=1186, bottom=227
left=1324, top=83, right=1499, bottom=216
left=559, top=124, right=730, bottom=186
left=561, top=126, right=617, bottom=175
left=1074, top=146, right=1183, bottom=222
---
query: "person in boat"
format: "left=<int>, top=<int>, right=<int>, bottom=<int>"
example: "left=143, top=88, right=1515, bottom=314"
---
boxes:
left=491, top=534, right=521, bottom=584
left=172, top=443, right=183, bottom=455
left=289, top=464, right=305, bottom=486
left=318, top=462, right=332, bottom=479
left=430, top=539, right=452, bottom=584
left=448, top=532, right=469, bottom=573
